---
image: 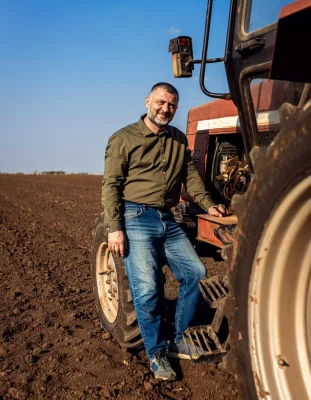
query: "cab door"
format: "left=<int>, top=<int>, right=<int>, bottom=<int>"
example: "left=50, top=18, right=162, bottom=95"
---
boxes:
left=225, top=0, right=307, bottom=167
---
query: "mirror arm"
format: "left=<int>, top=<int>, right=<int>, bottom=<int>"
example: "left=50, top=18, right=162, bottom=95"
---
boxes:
left=190, top=57, right=225, bottom=64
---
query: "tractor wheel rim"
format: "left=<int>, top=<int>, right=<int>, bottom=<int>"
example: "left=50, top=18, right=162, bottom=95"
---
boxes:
left=96, top=241, right=118, bottom=324
left=249, top=175, right=311, bottom=399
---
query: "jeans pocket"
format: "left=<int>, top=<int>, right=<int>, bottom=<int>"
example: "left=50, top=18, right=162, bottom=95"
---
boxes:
left=124, top=207, right=142, bottom=219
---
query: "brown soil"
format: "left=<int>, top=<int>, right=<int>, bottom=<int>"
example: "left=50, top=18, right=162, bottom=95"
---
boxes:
left=0, top=175, right=239, bottom=400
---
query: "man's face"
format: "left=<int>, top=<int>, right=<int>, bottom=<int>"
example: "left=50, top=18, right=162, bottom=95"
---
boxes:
left=146, top=88, right=178, bottom=127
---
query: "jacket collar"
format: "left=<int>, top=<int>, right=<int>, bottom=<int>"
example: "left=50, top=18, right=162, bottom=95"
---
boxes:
left=139, top=114, right=167, bottom=137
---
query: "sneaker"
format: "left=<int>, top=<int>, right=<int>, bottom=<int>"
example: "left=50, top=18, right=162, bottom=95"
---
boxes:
left=168, top=340, right=205, bottom=360
left=150, top=350, right=177, bottom=381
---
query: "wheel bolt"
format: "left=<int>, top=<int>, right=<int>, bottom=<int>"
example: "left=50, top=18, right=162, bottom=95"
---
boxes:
left=108, top=289, right=112, bottom=293
left=113, top=288, right=117, bottom=292
left=106, top=279, right=111, bottom=284
left=277, top=358, right=287, bottom=367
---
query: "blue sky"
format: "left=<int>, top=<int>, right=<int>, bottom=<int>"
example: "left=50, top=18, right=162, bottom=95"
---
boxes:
left=0, top=0, right=230, bottom=174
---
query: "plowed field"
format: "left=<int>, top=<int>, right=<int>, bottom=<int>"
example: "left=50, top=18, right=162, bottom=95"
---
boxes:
left=0, top=175, right=239, bottom=400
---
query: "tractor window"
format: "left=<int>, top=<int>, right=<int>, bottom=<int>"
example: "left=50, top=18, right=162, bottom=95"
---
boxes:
left=245, top=0, right=293, bottom=33
left=250, top=78, right=305, bottom=146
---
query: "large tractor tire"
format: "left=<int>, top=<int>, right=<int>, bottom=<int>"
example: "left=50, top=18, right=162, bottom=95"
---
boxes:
left=91, top=214, right=142, bottom=349
left=224, top=101, right=311, bottom=399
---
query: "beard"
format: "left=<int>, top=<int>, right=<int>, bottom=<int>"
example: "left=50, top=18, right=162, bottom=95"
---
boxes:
left=147, top=108, right=172, bottom=127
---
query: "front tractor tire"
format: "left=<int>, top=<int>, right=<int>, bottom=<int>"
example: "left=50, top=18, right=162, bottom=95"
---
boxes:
left=226, top=101, right=311, bottom=399
left=91, top=214, right=142, bottom=349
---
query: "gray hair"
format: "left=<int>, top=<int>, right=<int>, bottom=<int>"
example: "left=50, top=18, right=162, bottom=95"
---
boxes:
left=150, top=82, right=179, bottom=101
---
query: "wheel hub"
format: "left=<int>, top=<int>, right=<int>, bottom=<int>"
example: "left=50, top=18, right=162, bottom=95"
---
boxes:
left=249, top=175, right=311, bottom=399
left=96, top=242, right=119, bottom=323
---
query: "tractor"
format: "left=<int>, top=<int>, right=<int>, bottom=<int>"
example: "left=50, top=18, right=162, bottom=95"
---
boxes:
left=92, top=1, right=311, bottom=398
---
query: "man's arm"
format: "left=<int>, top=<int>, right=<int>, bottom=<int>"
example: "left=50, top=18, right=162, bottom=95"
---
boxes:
left=182, top=138, right=227, bottom=217
left=102, top=133, right=128, bottom=256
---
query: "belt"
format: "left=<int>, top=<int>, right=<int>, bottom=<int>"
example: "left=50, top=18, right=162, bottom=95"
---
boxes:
left=142, top=204, right=172, bottom=212
left=124, top=200, right=172, bottom=212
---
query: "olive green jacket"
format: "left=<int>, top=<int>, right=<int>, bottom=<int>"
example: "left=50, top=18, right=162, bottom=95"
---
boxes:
left=102, top=115, right=215, bottom=232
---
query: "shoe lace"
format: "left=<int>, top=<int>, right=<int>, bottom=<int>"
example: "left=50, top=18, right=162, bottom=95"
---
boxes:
left=154, top=351, right=171, bottom=371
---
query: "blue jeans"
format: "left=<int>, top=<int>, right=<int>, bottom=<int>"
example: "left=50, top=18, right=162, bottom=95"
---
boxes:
left=123, top=201, right=206, bottom=359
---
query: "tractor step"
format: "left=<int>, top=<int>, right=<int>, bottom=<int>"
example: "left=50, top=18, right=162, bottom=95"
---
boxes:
left=182, top=325, right=228, bottom=364
left=214, top=224, right=236, bottom=246
left=188, top=275, right=230, bottom=363
left=197, top=214, right=237, bottom=248
left=199, top=275, right=229, bottom=308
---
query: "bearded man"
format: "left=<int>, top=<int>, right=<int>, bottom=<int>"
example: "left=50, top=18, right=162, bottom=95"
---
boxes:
left=102, top=82, right=226, bottom=381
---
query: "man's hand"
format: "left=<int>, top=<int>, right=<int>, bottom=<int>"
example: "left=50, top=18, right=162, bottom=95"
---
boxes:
left=108, top=230, right=126, bottom=257
left=208, top=204, right=228, bottom=217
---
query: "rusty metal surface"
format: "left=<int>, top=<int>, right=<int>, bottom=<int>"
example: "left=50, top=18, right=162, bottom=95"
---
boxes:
left=270, top=0, right=311, bottom=82
left=251, top=79, right=296, bottom=112
left=180, top=132, right=209, bottom=203
left=197, top=218, right=224, bottom=248
left=199, top=275, right=229, bottom=308
left=279, top=0, right=311, bottom=19
left=214, top=224, right=236, bottom=246
left=183, top=275, right=230, bottom=364
left=186, top=133, right=209, bottom=181
left=183, top=323, right=229, bottom=364
left=183, top=80, right=290, bottom=207
left=187, top=99, right=238, bottom=135
left=187, top=81, right=285, bottom=138
left=197, top=214, right=237, bottom=248
left=197, top=214, right=237, bottom=224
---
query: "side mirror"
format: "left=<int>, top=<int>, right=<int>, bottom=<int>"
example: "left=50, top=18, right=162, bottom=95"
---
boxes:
left=168, top=36, right=194, bottom=78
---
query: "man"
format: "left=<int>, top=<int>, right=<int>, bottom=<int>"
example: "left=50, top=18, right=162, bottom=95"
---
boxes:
left=102, top=82, right=227, bottom=381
